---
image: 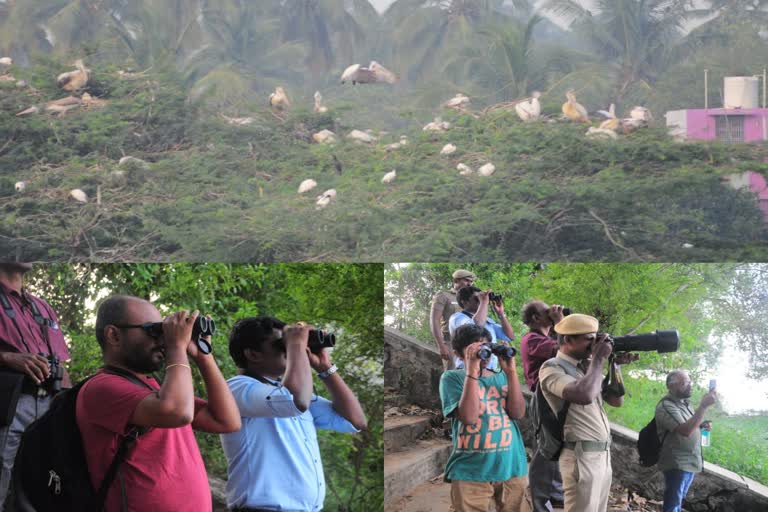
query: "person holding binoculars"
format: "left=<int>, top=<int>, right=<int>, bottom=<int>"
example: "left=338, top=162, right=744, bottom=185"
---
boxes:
left=448, top=286, right=515, bottom=370
left=76, top=295, right=241, bottom=512
left=439, top=323, right=528, bottom=512
left=220, top=317, right=367, bottom=512
left=0, top=262, right=72, bottom=511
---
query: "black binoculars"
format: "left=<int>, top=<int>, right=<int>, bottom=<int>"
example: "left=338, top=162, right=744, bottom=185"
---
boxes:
left=478, top=343, right=517, bottom=360
left=308, top=329, right=336, bottom=354
left=38, top=353, right=64, bottom=394
left=191, top=316, right=215, bottom=354
left=488, top=292, right=503, bottom=303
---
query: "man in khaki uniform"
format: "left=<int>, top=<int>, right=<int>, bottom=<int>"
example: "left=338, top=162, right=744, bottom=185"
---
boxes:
left=430, top=269, right=475, bottom=371
left=655, top=370, right=717, bottom=512
left=538, top=314, right=626, bottom=512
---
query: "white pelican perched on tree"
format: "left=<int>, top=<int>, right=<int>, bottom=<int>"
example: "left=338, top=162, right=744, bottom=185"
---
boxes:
left=515, top=91, right=542, bottom=122
left=313, top=91, right=327, bottom=113
left=597, top=103, right=620, bottom=131
left=57, top=59, right=89, bottom=92
left=340, top=61, right=397, bottom=85
left=443, top=94, right=470, bottom=110
left=562, top=89, right=589, bottom=123
left=269, top=86, right=290, bottom=112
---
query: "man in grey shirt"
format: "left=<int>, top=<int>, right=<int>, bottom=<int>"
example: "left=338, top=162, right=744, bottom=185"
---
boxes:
left=655, top=370, right=717, bottom=512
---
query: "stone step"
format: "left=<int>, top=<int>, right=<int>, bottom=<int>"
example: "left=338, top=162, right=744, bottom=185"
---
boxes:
left=384, top=438, right=452, bottom=504
left=384, top=393, right=409, bottom=409
left=384, top=415, right=433, bottom=454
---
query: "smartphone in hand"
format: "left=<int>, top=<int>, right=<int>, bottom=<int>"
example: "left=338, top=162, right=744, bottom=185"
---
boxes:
left=709, top=379, right=717, bottom=392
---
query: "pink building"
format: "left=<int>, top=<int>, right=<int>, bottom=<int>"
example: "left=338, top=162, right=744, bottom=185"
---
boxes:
left=666, top=108, right=768, bottom=143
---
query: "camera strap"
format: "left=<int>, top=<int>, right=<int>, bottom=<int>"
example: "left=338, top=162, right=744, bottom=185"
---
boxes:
left=0, top=287, right=33, bottom=354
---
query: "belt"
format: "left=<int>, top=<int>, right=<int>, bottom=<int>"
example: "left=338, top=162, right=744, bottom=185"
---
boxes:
left=563, top=440, right=610, bottom=452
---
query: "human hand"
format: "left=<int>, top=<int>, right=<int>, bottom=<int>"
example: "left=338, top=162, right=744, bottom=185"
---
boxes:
left=592, top=333, right=613, bottom=361
left=491, top=297, right=505, bottom=316
left=700, top=390, right=717, bottom=409
left=282, top=323, right=313, bottom=350
left=307, top=347, right=333, bottom=372
left=439, top=343, right=452, bottom=361
left=497, top=351, right=517, bottom=374
left=187, top=315, right=212, bottom=361
left=1, top=352, right=50, bottom=385
left=613, top=352, right=640, bottom=365
left=548, top=305, right=565, bottom=325
left=463, top=341, right=485, bottom=377
left=163, top=310, right=198, bottom=351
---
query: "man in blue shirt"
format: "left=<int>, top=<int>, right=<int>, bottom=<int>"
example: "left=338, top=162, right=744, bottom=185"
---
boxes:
left=448, top=286, right=515, bottom=370
left=220, top=317, right=367, bottom=511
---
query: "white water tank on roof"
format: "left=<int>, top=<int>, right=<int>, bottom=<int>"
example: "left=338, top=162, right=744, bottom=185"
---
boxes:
left=723, top=76, right=759, bottom=109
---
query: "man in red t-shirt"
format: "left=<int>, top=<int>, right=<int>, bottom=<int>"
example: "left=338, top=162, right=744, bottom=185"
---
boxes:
left=521, top=299, right=565, bottom=512
left=76, top=295, right=241, bottom=512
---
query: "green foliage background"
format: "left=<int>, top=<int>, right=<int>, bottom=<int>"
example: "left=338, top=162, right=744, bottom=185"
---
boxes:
left=24, top=263, right=384, bottom=512
left=384, top=262, right=768, bottom=484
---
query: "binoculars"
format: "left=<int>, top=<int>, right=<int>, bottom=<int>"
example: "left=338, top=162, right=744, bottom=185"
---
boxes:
left=38, top=353, right=64, bottom=394
left=308, top=329, right=336, bottom=354
left=191, top=316, right=215, bottom=354
left=478, top=343, right=517, bottom=360
left=602, top=330, right=679, bottom=353
left=488, top=292, right=503, bottom=303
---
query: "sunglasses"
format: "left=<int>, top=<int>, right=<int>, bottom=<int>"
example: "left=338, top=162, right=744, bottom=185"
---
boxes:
left=114, top=322, right=164, bottom=339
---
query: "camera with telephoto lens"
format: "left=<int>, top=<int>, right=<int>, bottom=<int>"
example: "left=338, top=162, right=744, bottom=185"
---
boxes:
left=600, top=330, right=680, bottom=353
left=38, top=354, right=64, bottom=394
left=488, top=292, right=503, bottom=303
left=478, top=343, right=517, bottom=360
left=190, top=316, right=215, bottom=354
left=308, top=329, right=336, bottom=354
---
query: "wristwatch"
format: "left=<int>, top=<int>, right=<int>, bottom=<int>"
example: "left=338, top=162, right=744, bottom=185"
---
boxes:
left=317, top=364, right=338, bottom=380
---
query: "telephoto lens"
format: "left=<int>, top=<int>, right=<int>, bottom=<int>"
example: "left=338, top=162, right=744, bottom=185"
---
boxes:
left=307, top=329, right=336, bottom=354
left=610, top=330, right=679, bottom=353
left=191, top=316, right=216, bottom=354
left=477, top=343, right=517, bottom=360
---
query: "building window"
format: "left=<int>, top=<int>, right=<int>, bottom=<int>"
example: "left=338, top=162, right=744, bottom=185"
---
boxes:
left=715, top=115, right=745, bottom=143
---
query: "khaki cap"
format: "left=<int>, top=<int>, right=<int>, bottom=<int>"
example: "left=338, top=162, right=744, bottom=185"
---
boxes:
left=555, top=314, right=599, bottom=335
left=452, top=269, right=476, bottom=280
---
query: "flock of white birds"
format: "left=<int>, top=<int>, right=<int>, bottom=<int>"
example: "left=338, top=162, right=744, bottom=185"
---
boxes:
left=4, top=57, right=654, bottom=209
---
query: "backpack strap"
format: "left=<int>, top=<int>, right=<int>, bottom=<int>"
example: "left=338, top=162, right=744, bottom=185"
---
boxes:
left=92, top=367, right=156, bottom=511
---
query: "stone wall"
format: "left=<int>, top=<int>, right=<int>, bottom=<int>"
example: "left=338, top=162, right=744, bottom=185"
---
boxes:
left=384, top=327, right=768, bottom=512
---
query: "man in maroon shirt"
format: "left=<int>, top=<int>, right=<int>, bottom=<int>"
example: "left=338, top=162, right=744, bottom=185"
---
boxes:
left=0, top=262, right=71, bottom=511
left=76, top=295, right=241, bottom=512
left=521, top=299, right=565, bottom=512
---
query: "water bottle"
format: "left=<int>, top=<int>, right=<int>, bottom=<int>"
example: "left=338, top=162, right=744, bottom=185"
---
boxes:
left=701, top=429, right=711, bottom=447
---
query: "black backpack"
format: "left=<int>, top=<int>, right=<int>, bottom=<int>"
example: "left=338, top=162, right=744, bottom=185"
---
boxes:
left=637, top=398, right=671, bottom=467
left=12, top=368, right=152, bottom=512
left=529, top=357, right=582, bottom=461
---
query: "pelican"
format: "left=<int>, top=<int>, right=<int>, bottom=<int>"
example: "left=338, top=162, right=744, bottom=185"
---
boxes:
left=630, top=106, right=653, bottom=122
left=313, top=91, right=327, bottom=113
left=298, top=179, right=318, bottom=194
left=478, top=163, right=496, bottom=176
left=269, top=86, right=290, bottom=112
left=70, top=189, right=88, bottom=203
left=382, top=170, right=397, bottom=184
left=312, top=129, right=337, bottom=144
left=443, top=94, right=470, bottom=110
left=347, top=130, right=375, bottom=143
left=315, top=189, right=337, bottom=209
left=0, top=57, right=12, bottom=66
left=15, top=181, right=26, bottom=193
left=57, top=59, right=89, bottom=91
left=562, top=90, right=589, bottom=123
left=340, top=61, right=397, bottom=85
left=515, top=91, right=542, bottom=122
left=597, top=103, right=620, bottom=131
left=440, top=144, right=457, bottom=155
left=457, top=163, right=474, bottom=176
left=423, top=118, right=451, bottom=132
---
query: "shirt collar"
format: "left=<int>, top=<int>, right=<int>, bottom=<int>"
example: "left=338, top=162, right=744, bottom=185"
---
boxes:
left=555, top=350, right=581, bottom=366
left=665, top=393, right=690, bottom=407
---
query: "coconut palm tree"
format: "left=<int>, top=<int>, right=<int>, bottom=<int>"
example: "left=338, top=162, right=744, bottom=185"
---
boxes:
left=543, top=0, right=695, bottom=101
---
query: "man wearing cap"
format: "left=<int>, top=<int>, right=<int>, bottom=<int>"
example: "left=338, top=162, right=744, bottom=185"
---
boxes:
left=431, top=269, right=475, bottom=371
left=538, top=314, right=628, bottom=512
left=0, top=262, right=71, bottom=510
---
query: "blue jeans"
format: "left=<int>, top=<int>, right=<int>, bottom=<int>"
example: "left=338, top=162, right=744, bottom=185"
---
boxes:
left=663, top=469, right=695, bottom=512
